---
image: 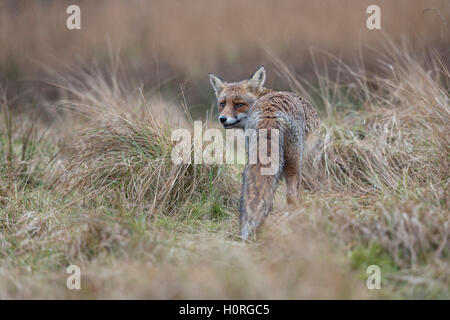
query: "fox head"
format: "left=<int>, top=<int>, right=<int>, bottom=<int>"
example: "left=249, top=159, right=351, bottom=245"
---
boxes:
left=209, top=66, right=266, bottom=129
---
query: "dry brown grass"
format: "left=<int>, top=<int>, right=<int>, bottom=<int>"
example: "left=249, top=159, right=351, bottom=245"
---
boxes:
left=0, top=208, right=370, bottom=299
left=42, top=62, right=238, bottom=216
left=1, top=43, right=448, bottom=299
left=0, top=1, right=449, bottom=300
left=276, top=42, right=449, bottom=297
left=297, top=42, right=449, bottom=195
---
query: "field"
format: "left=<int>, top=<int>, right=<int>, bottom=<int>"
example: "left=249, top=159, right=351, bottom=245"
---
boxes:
left=0, top=0, right=449, bottom=299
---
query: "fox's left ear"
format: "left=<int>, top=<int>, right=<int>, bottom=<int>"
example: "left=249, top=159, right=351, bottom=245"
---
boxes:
left=248, top=66, right=266, bottom=90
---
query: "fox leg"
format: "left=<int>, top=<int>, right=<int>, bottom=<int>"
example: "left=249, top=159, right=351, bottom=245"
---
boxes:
left=284, top=162, right=302, bottom=206
left=284, top=140, right=304, bottom=206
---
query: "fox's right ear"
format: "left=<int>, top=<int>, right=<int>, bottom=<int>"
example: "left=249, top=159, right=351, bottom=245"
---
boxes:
left=248, top=66, right=266, bottom=90
left=209, top=73, right=225, bottom=97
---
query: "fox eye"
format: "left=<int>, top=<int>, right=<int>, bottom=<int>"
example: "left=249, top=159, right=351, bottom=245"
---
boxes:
left=219, top=102, right=225, bottom=108
left=235, top=103, right=244, bottom=109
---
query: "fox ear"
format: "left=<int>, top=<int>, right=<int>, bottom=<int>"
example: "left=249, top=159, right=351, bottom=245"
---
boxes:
left=248, top=66, right=266, bottom=90
left=209, top=73, right=225, bottom=97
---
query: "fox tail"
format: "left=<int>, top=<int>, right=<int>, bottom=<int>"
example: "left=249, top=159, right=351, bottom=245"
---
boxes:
left=239, top=126, right=284, bottom=240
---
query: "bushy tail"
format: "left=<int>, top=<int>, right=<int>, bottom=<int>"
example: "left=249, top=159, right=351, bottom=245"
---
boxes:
left=239, top=127, right=284, bottom=240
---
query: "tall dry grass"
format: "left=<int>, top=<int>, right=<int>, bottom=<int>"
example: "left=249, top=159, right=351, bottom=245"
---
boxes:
left=295, top=43, right=450, bottom=196
left=268, top=42, right=449, bottom=296
left=45, top=62, right=239, bottom=215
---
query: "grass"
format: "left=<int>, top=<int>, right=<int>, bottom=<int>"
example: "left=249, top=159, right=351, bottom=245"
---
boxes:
left=0, top=42, right=448, bottom=299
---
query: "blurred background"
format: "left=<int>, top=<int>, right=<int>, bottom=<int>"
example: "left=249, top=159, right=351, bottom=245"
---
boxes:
left=0, top=0, right=449, bottom=116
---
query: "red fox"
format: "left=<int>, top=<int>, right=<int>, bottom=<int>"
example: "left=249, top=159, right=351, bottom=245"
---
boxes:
left=210, top=66, right=320, bottom=239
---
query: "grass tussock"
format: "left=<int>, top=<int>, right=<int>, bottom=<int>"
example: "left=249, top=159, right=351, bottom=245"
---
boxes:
left=51, top=66, right=239, bottom=215
left=57, top=118, right=238, bottom=215
left=270, top=43, right=449, bottom=297
left=297, top=46, right=449, bottom=196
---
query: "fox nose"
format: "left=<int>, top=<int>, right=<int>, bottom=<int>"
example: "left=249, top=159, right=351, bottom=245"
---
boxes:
left=219, top=116, right=227, bottom=123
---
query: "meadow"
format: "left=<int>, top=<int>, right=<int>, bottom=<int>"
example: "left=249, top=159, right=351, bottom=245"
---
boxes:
left=0, top=0, right=449, bottom=299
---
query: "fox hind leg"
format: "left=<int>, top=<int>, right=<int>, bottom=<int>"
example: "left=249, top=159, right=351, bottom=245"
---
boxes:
left=284, top=141, right=304, bottom=207
left=284, top=163, right=302, bottom=207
